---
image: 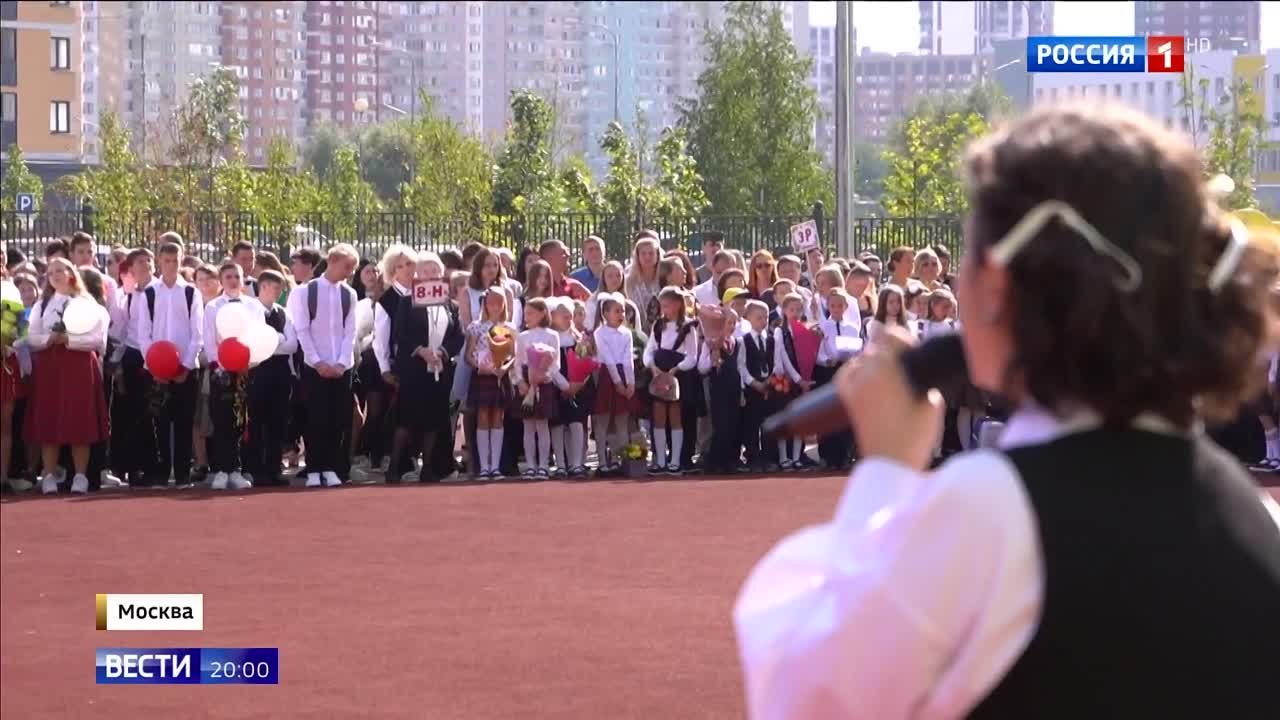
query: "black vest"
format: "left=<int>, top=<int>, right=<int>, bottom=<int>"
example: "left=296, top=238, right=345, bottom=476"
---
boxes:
left=969, top=429, right=1280, bottom=719
left=379, top=287, right=406, bottom=361
left=743, top=332, right=774, bottom=382
left=708, top=339, right=741, bottom=398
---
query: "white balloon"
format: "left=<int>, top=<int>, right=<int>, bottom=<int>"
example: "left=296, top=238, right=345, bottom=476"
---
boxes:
left=0, top=279, right=19, bottom=303
left=215, top=302, right=252, bottom=341
left=62, top=296, right=100, bottom=335
left=245, top=321, right=279, bottom=365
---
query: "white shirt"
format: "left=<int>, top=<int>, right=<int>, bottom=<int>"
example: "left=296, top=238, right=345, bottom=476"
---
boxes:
left=203, top=294, right=266, bottom=367
left=733, top=406, right=1280, bottom=720
left=137, top=277, right=204, bottom=370
left=815, top=318, right=862, bottom=366
left=771, top=326, right=802, bottom=383
left=512, top=326, right=561, bottom=387
left=122, top=278, right=157, bottom=351
left=643, top=321, right=699, bottom=373
left=694, top=278, right=720, bottom=308
left=27, top=292, right=109, bottom=354
left=373, top=283, right=410, bottom=374
left=262, top=303, right=299, bottom=358
left=593, top=324, right=634, bottom=386
left=737, top=329, right=771, bottom=389
left=917, top=317, right=961, bottom=341
left=289, top=276, right=357, bottom=371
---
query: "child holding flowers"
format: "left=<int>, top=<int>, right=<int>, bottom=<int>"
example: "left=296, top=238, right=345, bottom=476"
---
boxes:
left=512, top=298, right=560, bottom=479
left=465, top=287, right=516, bottom=479
left=591, top=293, right=635, bottom=475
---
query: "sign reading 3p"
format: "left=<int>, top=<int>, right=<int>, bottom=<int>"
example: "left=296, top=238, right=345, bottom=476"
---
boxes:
left=412, top=279, right=451, bottom=306
left=790, top=219, right=819, bottom=252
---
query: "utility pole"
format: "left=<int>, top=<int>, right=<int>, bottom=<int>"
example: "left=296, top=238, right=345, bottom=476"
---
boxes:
left=835, top=1, right=856, bottom=257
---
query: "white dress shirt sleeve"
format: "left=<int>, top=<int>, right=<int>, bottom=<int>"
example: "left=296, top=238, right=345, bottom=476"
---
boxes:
left=137, top=289, right=155, bottom=363
left=337, top=287, right=357, bottom=371
left=677, top=327, right=699, bottom=372
left=275, top=308, right=299, bottom=357
left=734, top=452, right=1042, bottom=720
left=773, top=328, right=801, bottom=382
left=621, top=331, right=635, bottom=386
left=738, top=336, right=755, bottom=389
left=203, top=298, right=221, bottom=365
left=288, top=285, right=321, bottom=369
left=26, top=299, right=52, bottom=351
left=185, top=289, right=205, bottom=370
left=642, top=328, right=658, bottom=369
left=373, top=301, right=392, bottom=374
left=697, top=339, right=713, bottom=375
left=816, top=320, right=834, bottom=365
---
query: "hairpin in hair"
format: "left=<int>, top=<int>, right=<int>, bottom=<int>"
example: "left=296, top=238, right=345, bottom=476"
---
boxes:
left=987, top=200, right=1143, bottom=293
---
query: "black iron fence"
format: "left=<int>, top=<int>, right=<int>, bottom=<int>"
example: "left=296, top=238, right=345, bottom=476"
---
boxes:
left=1, top=207, right=963, bottom=266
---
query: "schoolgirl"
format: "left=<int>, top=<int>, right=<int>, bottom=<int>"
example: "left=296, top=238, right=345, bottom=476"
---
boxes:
left=26, top=258, right=111, bottom=494
left=548, top=297, right=589, bottom=477
left=814, top=289, right=863, bottom=470
left=465, top=286, right=516, bottom=479
left=370, top=245, right=415, bottom=477
left=458, top=247, right=520, bottom=477
left=585, top=261, right=641, bottom=331
left=387, top=254, right=464, bottom=483
left=771, top=293, right=813, bottom=470
left=513, top=298, right=560, bottom=479
left=915, top=288, right=967, bottom=459
left=866, top=284, right=909, bottom=347
left=591, top=292, right=635, bottom=475
left=844, top=260, right=877, bottom=325
left=697, top=304, right=742, bottom=474
left=642, top=286, right=700, bottom=475
left=644, top=258, right=690, bottom=333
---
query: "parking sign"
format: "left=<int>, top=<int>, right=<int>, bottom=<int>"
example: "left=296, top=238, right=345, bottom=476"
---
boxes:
left=15, top=193, right=36, bottom=214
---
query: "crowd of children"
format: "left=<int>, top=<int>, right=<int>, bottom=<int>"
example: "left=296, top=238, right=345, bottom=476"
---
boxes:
left=4, top=229, right=1273, bottom=494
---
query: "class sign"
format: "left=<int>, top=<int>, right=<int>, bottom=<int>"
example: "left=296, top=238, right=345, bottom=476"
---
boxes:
left=790, top=219, right=819, bottom=253
left=412, top=279, right=450, bottom=306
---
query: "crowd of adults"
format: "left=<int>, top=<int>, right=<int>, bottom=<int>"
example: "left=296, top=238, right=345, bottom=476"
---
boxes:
left=0, top=225, right=1272, bottom=494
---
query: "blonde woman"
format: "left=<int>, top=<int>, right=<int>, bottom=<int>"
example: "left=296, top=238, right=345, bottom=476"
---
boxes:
left=624, top=234, right=663, bottom=331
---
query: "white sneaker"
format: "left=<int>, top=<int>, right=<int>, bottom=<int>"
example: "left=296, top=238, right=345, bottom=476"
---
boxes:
left=71, top=474, right=90, bottom=494
left=210, top=472, right=229, bottom=490
left=7, top=478, right=33, bottom=493
left=348, top=467, right=368, bottom=483
left=351, top=456, right=372, bottom=471
left=229, top=472, right=252, bottom=490
left=100, top=471, right=126, bottom=489
left=40, top=474, right=59, bottom=495
left=322, top=471, right=342, bottom=487
left=305, top=473, right=322, bottom=488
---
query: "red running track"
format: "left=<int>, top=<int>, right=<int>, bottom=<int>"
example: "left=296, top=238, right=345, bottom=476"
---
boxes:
left=0, top=475, right=847, bottom=720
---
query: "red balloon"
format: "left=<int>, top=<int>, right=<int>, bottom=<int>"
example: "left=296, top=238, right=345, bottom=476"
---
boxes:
left=217, top=338, right=251, bottom=374
left=145, top=340, right=182, bottom=380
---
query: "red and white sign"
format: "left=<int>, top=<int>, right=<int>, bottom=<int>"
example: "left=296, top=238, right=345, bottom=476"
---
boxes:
left=412, top=279, right=451, bottom=306
left=790, top=219, right=819, bottom=252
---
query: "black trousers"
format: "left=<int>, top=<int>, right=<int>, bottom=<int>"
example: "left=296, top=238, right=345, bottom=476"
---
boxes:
left=114, top=348, right=159, bottom=481
left=151, top=372, right=198, bottom=483
left=301, top=365, right=353, bottom=476
left=814, top=365, right=851, bottom=467
left=245, top=360, right=292, bottom=482
left=707, top=387, right=742, bottom=472
left=209, top=369, right=246, bottom=473
left=742, top=391, right=768, bottom=466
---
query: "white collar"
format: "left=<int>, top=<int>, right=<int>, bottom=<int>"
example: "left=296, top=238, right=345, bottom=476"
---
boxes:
left=393, top=281, right=410, bottom=295
left=998, top=403, right=1189, bottom=451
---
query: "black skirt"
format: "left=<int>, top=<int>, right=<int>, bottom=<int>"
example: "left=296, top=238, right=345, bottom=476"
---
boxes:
left=355, top=347, right=385, bottom=399
left=397, top=356, right=455, bottom=432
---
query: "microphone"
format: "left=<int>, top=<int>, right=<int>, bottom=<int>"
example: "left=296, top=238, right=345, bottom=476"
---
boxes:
left=761, top=334, right=968, bottom=439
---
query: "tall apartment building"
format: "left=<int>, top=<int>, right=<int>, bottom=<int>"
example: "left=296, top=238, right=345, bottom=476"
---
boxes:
left=919, top=1, right=1053, bottom=55
left=1, top=0, right=80, bottom=166
left=80, top=0, right=125, bottom=164
left=378, top=1, right=483, bottom=134
left=1135, top=0, right=1261, bottom=53
left=811, top=25, right=836, bottom=165
left=304, top=1, right=380, bottom=133
left=853, top=51, right=988, bottom=143
left=222, top=2, right=307, bottom=163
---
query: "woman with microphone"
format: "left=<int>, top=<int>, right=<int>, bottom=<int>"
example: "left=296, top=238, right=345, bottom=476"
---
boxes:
left=734, top=105, right=1280, bottom=719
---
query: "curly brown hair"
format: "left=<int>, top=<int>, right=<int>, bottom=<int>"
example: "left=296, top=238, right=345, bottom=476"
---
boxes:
left=963, top=104, right=1279, bottom=426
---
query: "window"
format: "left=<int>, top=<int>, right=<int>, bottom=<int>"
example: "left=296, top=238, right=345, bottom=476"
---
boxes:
left=1, top=92, right=15, bottom=121
left=50, top=100, right=71, bottom=133
left=0, top=28, right=15, bottom=85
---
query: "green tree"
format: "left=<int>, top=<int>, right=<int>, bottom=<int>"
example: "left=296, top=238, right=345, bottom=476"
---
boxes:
left=317, top=145, right=380, bottom=240
left=1200, top=78, right=1270, bottom=210
left=854, top=141, right=888, bottom=199
left=492, top=89, right=559, bottom=214
left=881, top=110, right=988, bottom=217
left=301, top=123, right=346, bottom=182
left=54, top=111, right=146, bottom=242
left=649, top=127, right=708, bottom=217
left=399, top=95, right=494, bottom=228
left=169, top=66, right=247, bottom=213
left=356, top=121, right=414, bottom=203
left=1, top=145, right=45, bottom=215
left=599, top=120, right=646, bottom=220
left=678, top=1, right=830, bottom=214
left=253, top=136, right=323, bottom=249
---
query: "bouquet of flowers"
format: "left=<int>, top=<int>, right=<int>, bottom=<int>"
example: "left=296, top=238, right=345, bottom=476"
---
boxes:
left=522, top=342, right=557, bottom=409
left=767, top=374, right=793, bottom=396
left=566, top=343, right=599, bottom=383
left=621, top=431, right=652, bottom=477
left=0, top=280, right=26, bottom=351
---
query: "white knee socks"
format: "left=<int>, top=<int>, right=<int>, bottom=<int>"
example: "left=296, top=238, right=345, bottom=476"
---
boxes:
left=535, top=420, right=550, bottom=469
left=477, top=430, right=492, bottom=473
left=670, top=428, right=684, bottom=468
left=489, top=427, right=504, bottom=472
left=593, top=414, right=611, bottom=467
left=1266, top=427, right=1279, bottom=460
left=568, top=423, right=585, bottom=469
left=551, top=425, right=567, bottom=470
left=654, top=428, right=668, bottom=466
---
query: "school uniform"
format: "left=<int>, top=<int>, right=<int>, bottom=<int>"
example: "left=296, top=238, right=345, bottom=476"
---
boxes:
left=592, top=325, right=636, bottom=417
left=137, top=278, right=204, bottom=484
left=203, top=293, right=265, bottom=482
left=513, top=326, right=561, bottom=474
left=244, top=302, right=296, bottom=486
left=114, top=279, right=161, bottom=484
left=643, top=320, right=700, bottom=470
left=772, top=323, right=811, bottom=467
left=737, top=328, right=775, bottom=469
left=814, top=317, right=863, bottom=469
left=369, top=283, right=410, bottom=465
left=699, top=335, right=743, bottom=473
left=25, top=293, right=111, bottom=449
left=289, top=276, right=359, bottom=486
left=390, top=300, right=464, bottom=482
left=551, top=329, right=590, bottom=474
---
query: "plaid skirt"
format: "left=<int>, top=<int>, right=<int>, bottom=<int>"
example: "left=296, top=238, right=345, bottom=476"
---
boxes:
left=467, top=371, right=509, bottom=411
left=594, top=370, right=633, bottom=416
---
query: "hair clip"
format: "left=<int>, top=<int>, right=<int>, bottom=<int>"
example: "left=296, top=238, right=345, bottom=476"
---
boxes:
left=987, top=200, right=1144, bottom=293
left=1206, top=218, right=1248, bottom=293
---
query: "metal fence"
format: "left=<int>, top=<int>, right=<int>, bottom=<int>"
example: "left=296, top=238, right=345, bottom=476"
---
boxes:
left=1, top=208, right=963, bottom=266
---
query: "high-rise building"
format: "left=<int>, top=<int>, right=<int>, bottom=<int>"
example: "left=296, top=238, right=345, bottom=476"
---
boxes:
left=377, top=2, right=483, bottom=133
left=223, top=1, right=307, bottom=163
left=1134, top=0, right=1261, bottom=53
left=919, top=1, right=1053, bottom=55
left=811, top=25, right=836, bottom=165
left=304, top=1, right=380, bottom=132
left=80, top=1, right=126, bottom=164
left=852, top=51, right=988, bottom=143
left=1, top=0, right=80, bottom=166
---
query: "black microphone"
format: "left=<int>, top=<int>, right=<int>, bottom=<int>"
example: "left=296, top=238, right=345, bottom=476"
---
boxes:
left=761, top=334, right=968, bottom=439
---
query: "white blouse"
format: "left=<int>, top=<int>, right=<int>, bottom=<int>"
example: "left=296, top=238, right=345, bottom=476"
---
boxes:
left=642, top=321, right=699, bottom=373
left=815, top=318, right=863, bottom=365
left=771, top=326, right=802, bottom=383
left=372, top=283, right=410, bottom=373
left=512, top=326, right=561, bottom=387
left=734, top=407, right=1280, bottom=720
left=593, top=325, right=635, bottom=386
left=27, top=292, right=109, bottom=354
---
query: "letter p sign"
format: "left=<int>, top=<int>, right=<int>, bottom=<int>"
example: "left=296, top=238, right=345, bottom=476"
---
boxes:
left=15, top=193, right=36, bottom=214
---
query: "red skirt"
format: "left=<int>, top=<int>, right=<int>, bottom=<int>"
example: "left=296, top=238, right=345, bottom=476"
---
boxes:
left=2, top=352, right=26, bottom=403
left=594, top=369, right=642, bottom=416
left=25, top=344, right=109, bottom=445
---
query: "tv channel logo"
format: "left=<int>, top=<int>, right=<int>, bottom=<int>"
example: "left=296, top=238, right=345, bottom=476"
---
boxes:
left=1027, top=36, right=1184, bottom=73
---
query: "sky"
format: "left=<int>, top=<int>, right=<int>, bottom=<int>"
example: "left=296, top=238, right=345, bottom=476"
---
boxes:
left=809, top=1, right=1279, bottom=54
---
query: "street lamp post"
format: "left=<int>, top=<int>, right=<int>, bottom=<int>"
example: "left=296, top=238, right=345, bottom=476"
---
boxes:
left=372, top=41, right=418, bottom=124
left=587, top=23, right=620, bottom=123
left=834, top=1, right=854, bottom=256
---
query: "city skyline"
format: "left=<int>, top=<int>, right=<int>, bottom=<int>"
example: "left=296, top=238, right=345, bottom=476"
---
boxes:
left=810, top=1, right=1279, bottom=53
